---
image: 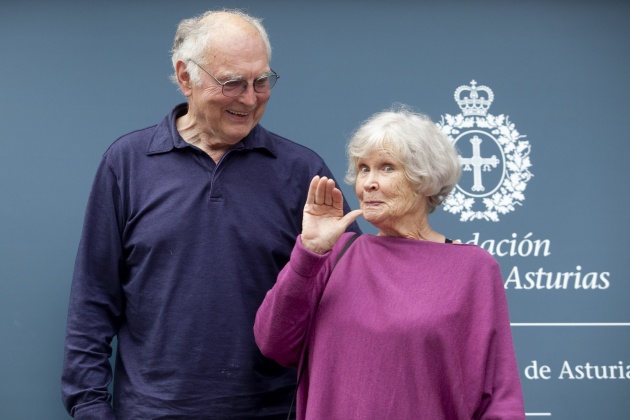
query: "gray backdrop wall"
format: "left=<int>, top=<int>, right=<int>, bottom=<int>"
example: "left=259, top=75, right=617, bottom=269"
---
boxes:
left=1, top=0, right=629, bottom=418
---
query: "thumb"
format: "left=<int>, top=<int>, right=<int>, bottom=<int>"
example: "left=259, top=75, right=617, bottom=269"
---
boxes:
left=339, top=209, right=363, bottom=230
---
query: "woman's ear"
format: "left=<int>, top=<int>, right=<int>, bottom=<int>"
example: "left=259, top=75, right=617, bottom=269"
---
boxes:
left=175, top=60, right=193, bottom=97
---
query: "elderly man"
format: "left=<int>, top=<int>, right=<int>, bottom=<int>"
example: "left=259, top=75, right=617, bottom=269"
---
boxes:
left=61, top=9, right=359, bottom=419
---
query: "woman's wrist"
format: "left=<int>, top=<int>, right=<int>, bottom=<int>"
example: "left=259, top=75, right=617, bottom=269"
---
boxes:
left=299, top=235, right=330, bottom=255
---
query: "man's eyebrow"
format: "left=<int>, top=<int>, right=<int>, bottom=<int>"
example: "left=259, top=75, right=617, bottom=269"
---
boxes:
left=216, top=72, right=244, bottom=81
left=257, top=71, right=273, bottom=78
left=220, top=70, right=273, bottom=81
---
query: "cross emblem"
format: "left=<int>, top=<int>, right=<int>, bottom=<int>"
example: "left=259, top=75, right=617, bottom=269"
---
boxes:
left=460, top=135, right=499, bottom=192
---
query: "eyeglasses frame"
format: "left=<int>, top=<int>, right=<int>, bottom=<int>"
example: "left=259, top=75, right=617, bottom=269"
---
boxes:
left=188, top=59, right=279, bottom=97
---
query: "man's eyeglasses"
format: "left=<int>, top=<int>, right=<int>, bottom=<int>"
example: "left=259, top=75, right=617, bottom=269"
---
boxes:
left=188, top=60, right=279, bottom=97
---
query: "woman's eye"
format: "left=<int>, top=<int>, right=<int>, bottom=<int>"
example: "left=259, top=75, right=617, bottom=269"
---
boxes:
left=359, top=166, right=369, bottom=173
left=384, top=165, right=394, bottom=172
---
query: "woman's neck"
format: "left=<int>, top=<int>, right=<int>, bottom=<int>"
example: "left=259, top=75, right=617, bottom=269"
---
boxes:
left=376, top=218, right=444, bottom=243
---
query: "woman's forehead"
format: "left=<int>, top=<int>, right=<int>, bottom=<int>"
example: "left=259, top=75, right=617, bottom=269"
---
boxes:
left=359, top=145, right=400, bottom=161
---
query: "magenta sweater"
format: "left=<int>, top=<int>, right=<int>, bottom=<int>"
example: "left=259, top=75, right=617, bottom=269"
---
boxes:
left=255, top=233, right=525, bottom=419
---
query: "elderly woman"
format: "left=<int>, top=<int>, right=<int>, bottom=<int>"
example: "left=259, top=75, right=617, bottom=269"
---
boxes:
left=254, top=106, right=525, bottom=419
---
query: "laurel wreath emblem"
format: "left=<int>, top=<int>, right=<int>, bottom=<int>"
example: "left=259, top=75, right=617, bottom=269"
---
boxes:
left=437, top=113, right=533, bottom=222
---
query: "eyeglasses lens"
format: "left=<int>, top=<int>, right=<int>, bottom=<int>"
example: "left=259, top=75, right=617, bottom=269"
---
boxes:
left=254, top=75, right=277, bottom=93
left=214, top=74, right=278, bottom=97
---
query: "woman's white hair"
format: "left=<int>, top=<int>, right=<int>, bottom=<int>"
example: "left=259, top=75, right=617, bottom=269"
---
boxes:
left=169, top=9, right=272, bottom=87
left=345, top=104, right=462, bottom=213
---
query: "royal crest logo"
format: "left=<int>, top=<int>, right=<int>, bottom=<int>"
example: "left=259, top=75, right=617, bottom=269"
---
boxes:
left=437, top=80, right=533, bottom=222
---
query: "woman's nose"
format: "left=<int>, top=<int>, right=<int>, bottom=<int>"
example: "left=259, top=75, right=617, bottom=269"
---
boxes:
left=363, top=173, right=378, bottom=190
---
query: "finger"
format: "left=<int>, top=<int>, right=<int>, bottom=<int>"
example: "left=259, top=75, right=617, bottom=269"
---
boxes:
left=324, top=178, right=335, bottom=206
left=306, top=176, right=320, bottom=204
left=339, top=209, right=363, bottom=229
left=315, top=176, right=328, bottom=204
left=331, top=186, right=344, bottom=210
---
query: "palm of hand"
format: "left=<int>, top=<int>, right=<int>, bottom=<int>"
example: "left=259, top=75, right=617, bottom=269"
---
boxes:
left=301, top=176, right=361, bottom=254
left=303, top=197, right=344, bottom=238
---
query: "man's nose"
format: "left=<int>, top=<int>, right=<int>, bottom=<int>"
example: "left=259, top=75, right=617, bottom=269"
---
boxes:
left=237, top=83, right=258, bottom=105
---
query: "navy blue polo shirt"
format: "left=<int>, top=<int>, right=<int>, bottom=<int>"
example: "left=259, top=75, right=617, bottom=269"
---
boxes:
left=62, top=103, right=360, bottom=419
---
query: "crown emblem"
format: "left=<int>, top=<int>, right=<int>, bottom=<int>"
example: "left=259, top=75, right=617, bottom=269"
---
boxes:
left=438, top=80, right=533, bottom=222
left=454, top=80, right=494, bottom=116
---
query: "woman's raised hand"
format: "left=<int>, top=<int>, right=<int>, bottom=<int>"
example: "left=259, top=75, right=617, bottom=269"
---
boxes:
left=300, top=176, right=362, bottom=254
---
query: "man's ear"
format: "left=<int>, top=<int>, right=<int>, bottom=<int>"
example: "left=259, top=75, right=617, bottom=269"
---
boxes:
left=175, top=60, right=193, bottom=97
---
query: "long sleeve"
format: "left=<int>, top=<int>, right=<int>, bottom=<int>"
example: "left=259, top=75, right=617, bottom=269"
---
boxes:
left=61, top=157, right=123, bottom=419
left=254, top=236, right=327, bottom=367
left=474, top=259, right=525, bottom=420
left=254, top=234, right=358, bottom=367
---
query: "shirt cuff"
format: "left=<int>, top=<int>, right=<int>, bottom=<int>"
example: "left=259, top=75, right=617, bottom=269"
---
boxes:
left=73, top=402, right=116, bottom=420
left=291, top=235, right=331, bottom=278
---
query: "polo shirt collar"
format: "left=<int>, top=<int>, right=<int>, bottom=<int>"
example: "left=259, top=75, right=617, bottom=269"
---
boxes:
left=147, top=103, right=277, bottom=158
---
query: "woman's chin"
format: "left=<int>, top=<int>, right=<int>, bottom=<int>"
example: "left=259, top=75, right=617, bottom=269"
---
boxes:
left=363, top=213, right=387, bottom=229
